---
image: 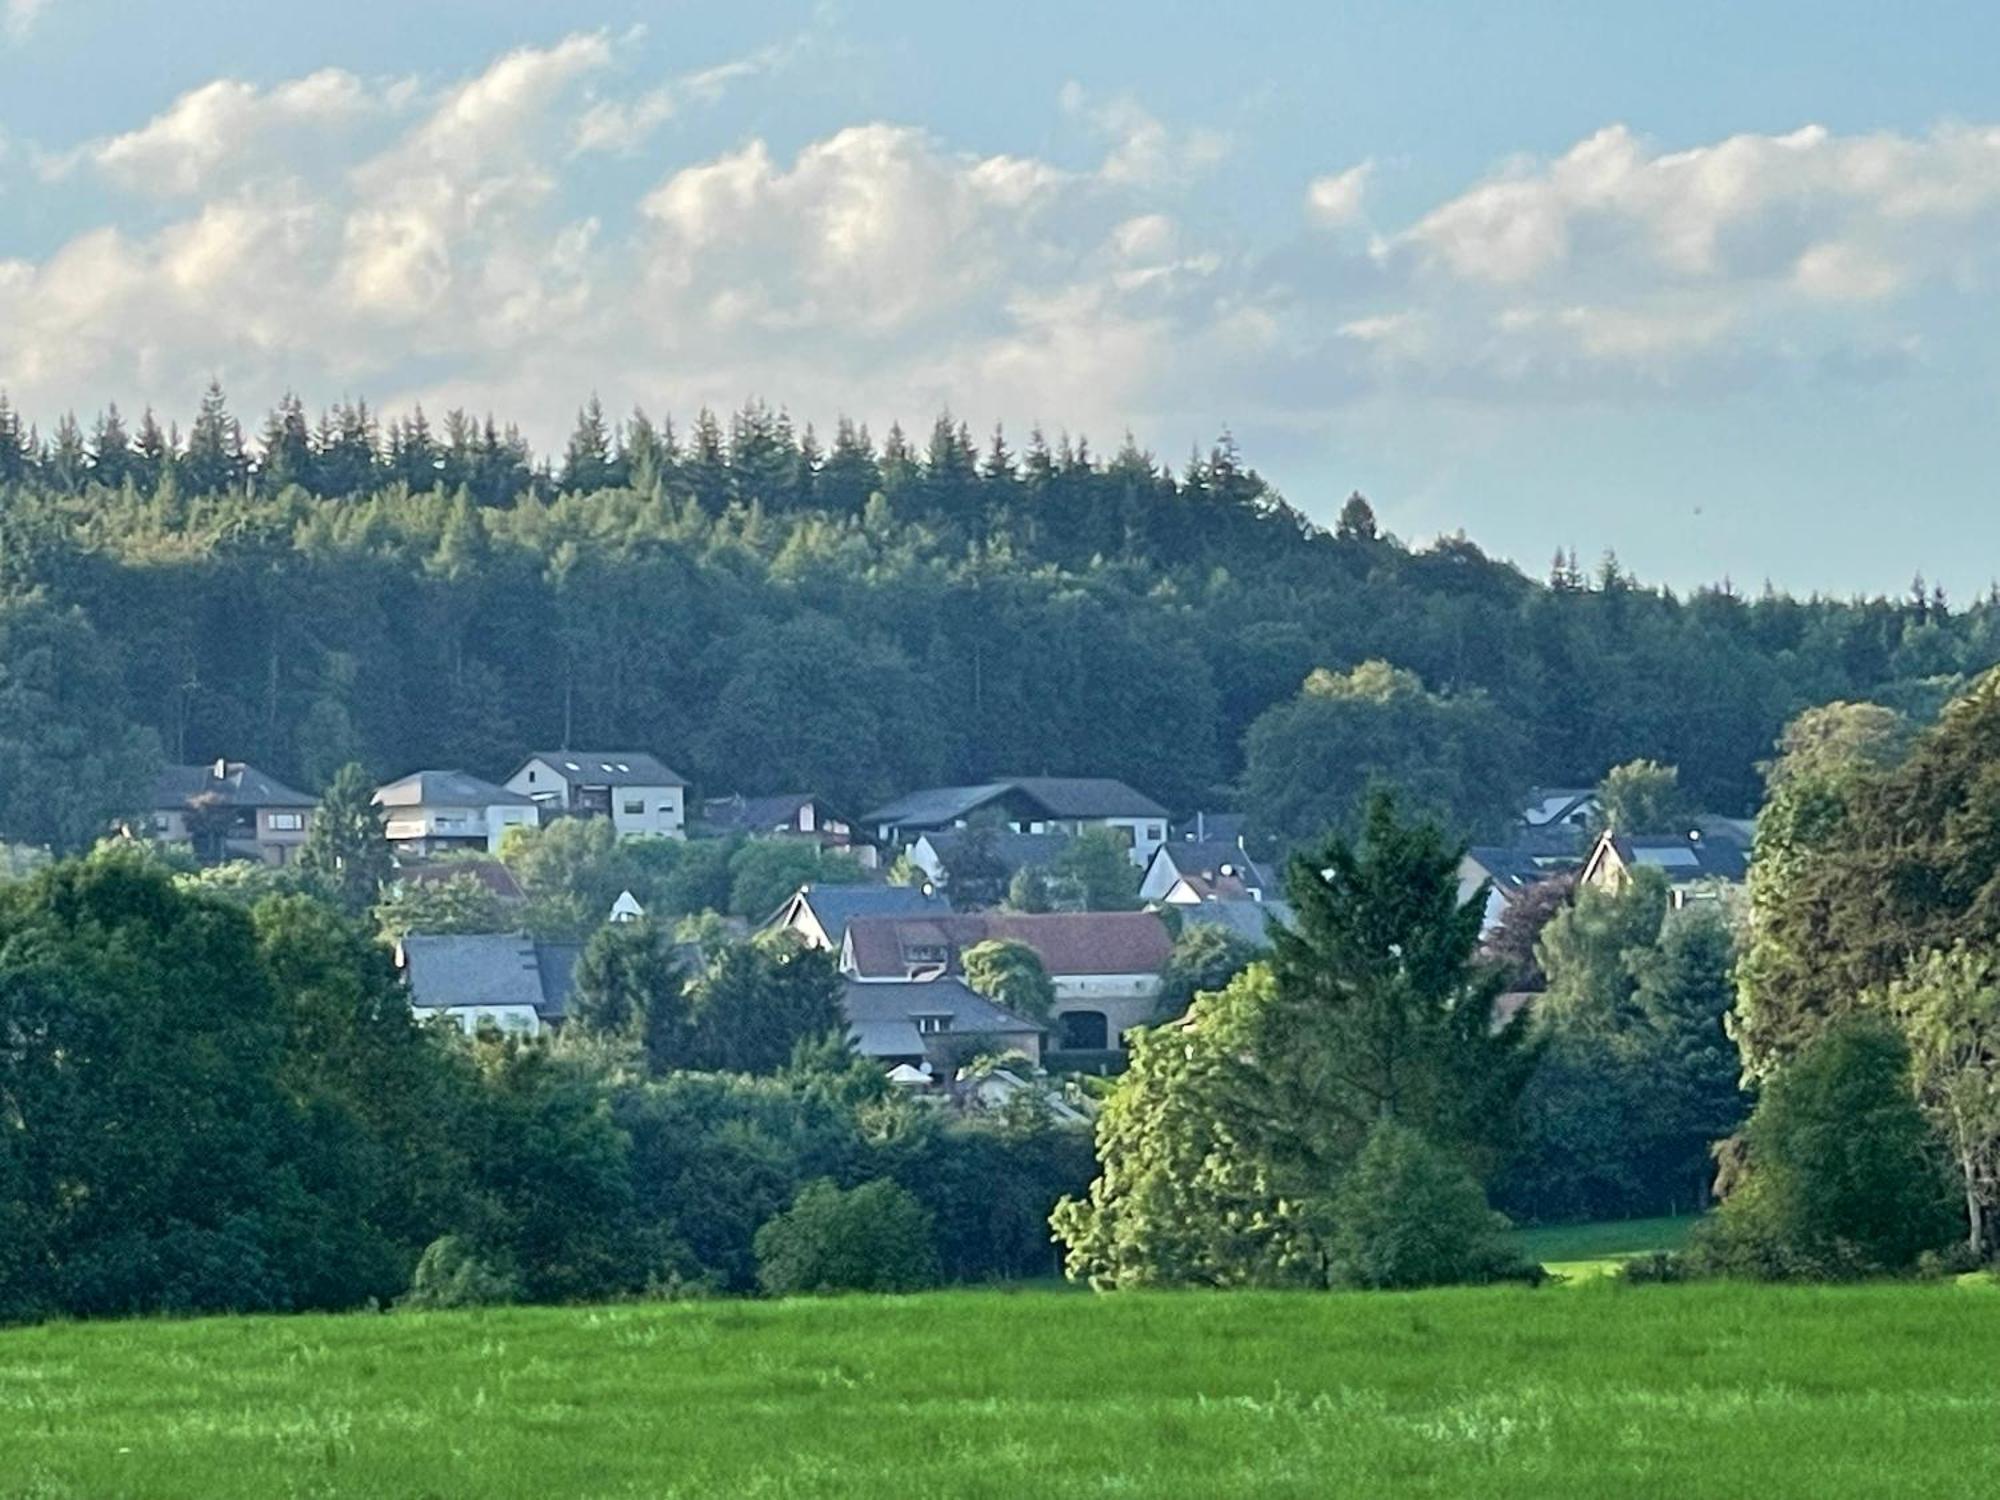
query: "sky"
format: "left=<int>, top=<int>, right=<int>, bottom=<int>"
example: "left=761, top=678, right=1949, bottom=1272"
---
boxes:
left=3, top=1, right=1999, bottom=596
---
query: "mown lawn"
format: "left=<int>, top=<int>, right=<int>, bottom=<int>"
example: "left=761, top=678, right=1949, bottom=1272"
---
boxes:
left=6, top=1280, right=2000, bottom=1498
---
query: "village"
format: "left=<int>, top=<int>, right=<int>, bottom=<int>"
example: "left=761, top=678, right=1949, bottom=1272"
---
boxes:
left=141, top=751, right=1755, bottom=1097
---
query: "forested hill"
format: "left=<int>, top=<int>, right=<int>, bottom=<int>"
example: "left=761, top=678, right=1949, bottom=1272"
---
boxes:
left=0, top=386, right=1993, bottom=853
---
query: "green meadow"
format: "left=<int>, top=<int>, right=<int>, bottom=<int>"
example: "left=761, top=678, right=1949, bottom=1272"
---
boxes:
left=5, top=1277, right=2000, bottom=1498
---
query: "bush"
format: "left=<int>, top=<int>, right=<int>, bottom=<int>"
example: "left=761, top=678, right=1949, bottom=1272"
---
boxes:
left=1617, top=1250, right=1692, bottom=1285
left=398, top=1235, right=521, bottom=1310
left=1328, top=1121, right=1532, bottom=1290
left=1692, top=1018, right=1957, bottom=1279
left=754, top=1179, right=941, bottom=1296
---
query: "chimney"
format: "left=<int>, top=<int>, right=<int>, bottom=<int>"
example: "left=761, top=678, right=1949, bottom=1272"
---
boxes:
left=213, top=758, right=228, bottom=780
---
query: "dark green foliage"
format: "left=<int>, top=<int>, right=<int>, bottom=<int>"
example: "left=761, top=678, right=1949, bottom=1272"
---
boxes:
left=1052, top=827, right=1142, bottom=911
left=753, top=1179, right=941, bottom=1296
left=1244, top=661, right=1525, bottom=849
left=569, top=917, right=691, bottom=1070
left=298, top=762, right=391, bottom=914
left=1594, top=759, right=1688, bottom=836
left=1155, top=920, right=1263, bottom=1018
left=725, top=839, right=865, bottom=921
left=960, top=938, right=1055, bottom=1022
left=685, top=934, right=846, bottom=1073
left=1695, top=1018, right=1957, bottom=1278
left=1328, top=1121, right=1528, bottom=1290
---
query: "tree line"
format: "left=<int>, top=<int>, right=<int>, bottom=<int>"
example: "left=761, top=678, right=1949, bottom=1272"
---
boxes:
left=0, top=388, right=1996, bottom=855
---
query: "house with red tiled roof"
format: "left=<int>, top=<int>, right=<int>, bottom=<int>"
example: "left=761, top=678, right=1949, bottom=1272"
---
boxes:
left=841, top=910, right=1173, bottom=1054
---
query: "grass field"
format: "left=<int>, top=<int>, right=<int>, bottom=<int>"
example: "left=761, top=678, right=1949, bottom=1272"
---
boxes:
left=6, top=1279, right=2000, bottom=1497
left=1511, top=1214, right=1697, bottom=1280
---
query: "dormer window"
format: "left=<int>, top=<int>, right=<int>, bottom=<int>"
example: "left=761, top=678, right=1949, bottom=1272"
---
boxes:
left=914, top=1014, right=951, bottom=1036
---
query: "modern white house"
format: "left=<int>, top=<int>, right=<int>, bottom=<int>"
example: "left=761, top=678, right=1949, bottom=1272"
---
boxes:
left=374, top=769, right=541, bottom=857
left=504, top=750, right=687, bottom=838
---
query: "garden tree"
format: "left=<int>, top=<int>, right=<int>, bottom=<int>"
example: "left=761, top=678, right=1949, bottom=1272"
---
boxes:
left=569, top=917, right=693, bottom=1071
left=1327, top=1121, right=1526, bottom=1290
left=500, top=817, right=633, bottom=937
left=1004, top=864, right=1054, bottom=912
left=298, top=761, right=391, bottom=915
left=1242, top=661, right=1525, bottom=851
left=1264, top=794, right=1535, bottom=1180
left=1695, top=1017, right=1955, bottom=1278
left=938, top=823, right=1010, bottom=908
left=373, top=871, right=508, bottom=940
left=960, top=938, right=1056, bottom=1022
left=1155, top=921, right=1263, bottom=1019
left=1059, top=798, right=1534, bottom=1288
left=0, top=594, right=157, bottom=853
left=754, top=1178, right=941, bottom=1295
left=1886, top=944, right=2000, bottom=1258
left=1481, top=871, right=1576, bottom=991
left=725, top=838, right=865, bottom=920
left=687, top=932, right=847, bottom=1073
left=1531, top=869, right=1670, bottom=1035
left=1593, top=759, right=1688, bottom=836
left=1051, top=826, right=1141, bottom=911
left=1053, top=967, right=1306, bottom=1287
left=1733, top=678, right=1995, bottom=1077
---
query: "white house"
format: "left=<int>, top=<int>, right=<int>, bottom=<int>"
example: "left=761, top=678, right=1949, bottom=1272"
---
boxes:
left=374, top=769, right=541, bottom=857
left=1139, top=840, right=1273, bottom=906
left=397, top=932, right=581, bottom=1036
left=505, top=750, right=687, bottom=838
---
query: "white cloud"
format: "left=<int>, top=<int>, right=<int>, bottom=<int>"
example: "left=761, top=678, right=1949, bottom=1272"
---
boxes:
left=1059, top=82, right=1228, bottom=186
left=3, top=0, right=49, bottom=43
left=1306, top=162, right=1371, bottom=227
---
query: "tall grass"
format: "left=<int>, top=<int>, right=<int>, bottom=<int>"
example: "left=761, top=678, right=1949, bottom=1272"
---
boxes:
left=2, top=1281, right=1995, bottom=1497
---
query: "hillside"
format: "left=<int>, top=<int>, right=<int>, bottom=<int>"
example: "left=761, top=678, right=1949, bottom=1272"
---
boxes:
left=4, top=1282, right=1998, bottom=1497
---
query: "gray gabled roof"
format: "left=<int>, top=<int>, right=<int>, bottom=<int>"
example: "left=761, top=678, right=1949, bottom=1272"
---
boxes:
left=1173, top=900, right=1291, bottom=946
left=1462, top=845, right=1573, bottom=892
left=865, top=776, right=1168, bottom=828
left=401, top=932, right=581, bottom=1022
left=154, top=761, right=316, bottom=811
left=375, top=769, right=536, bottom=809
left=780, top=883, right=953, bottom=949
left=916, top=828, right=1074, bottom=875
left=518, top=751, right=687, bottom=788
left=702, top=792, right=841, bottom=833
left=1155, top=840, right=1272, bottom=896
left=841, top=977, right=1041, bottom=1058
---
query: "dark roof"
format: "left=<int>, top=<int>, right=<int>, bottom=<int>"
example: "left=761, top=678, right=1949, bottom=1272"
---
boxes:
left=1462, top=846, right=1576, bottom=893
left=842, top=977, right=1041, bottom=1058
left=1606, top=831, right=1750, bottom=885
left=862, top=783, right=1012, bottom=828
left=780, top=883, right=953, bottom=948
left=375, top=769, right=536, bottom=809
left=1172, top=812, right=1249, bottom=847
left=401, top=932, right=580, bottom=1021
left=864, top=776, right=1168, bottom=828
left=917, top=828, right=1074, bottom=875
left=1154, top=840, right=1272, bottom=898
left=1004, top=777, right=1169, bottom=820
left=519, top=751, right=687, bottom=788
left=702, top=792, right=835, bottom=833
left=396, top=859, right=526, bottom=900
left=154, top=761, right=316, bottom=811
left=845, top=911, right=1174, bottom=980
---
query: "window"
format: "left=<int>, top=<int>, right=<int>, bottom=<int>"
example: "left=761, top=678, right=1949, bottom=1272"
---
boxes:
left=1147, top=823, right=1165, bottom=843
left=527, top=769, right=537, bottom=783
left=1058, top=1011, right=1110, bottom=1051
left=904, top=943, right=949, bottom=965
left=267, top=812, right=305, bottom=831
left=914, top=1014, right=951, bottom=1036
left=623, top=799, right=646, bottom=816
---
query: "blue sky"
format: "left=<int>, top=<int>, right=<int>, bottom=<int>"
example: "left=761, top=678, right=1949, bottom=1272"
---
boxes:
left=4, top=1, right=1999, bottom=594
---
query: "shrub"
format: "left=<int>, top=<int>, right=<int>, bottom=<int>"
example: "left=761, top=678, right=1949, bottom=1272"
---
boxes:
left=754, top=1179, right=941, bottom=1296
left=1692, top=1018, right=1957, bottom=1279
left=398, top=1236, right=520, bottom=1310
left=1328, top=1121, right=1532, bottom=1290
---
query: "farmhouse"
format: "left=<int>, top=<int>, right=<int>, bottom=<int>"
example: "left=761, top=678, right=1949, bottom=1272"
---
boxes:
left=863, top=777, right=1171, bottom=866
left=505, top=750, right=687, bottom=838
left=150, top=760, right=316, bottom=866
left=841, top=909, right=1173, bottom=1054
left=373, top=769, right=540, bottom=856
